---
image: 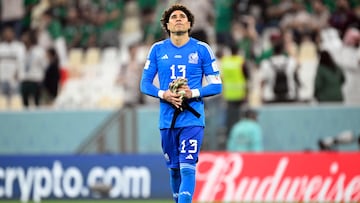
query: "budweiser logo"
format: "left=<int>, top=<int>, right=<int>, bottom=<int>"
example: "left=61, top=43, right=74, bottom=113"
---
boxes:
left=195, top=153, right=360, bottom=202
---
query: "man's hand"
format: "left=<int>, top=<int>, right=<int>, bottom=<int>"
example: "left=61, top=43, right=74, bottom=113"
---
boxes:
left=166, top=78, right=192, bottom=108
left=163, top=90, right=182, bottom=108
left=177, top=85, right=192, bottom=99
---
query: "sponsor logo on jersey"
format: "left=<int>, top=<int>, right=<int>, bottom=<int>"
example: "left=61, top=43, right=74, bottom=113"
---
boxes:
left=161, top=54, right=169, bottom=59
left=174, top=55, right=182, bottom=58
left=185, top=154, right=194, bottom=160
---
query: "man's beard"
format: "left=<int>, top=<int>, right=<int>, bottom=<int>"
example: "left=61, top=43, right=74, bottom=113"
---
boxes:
left=171, top=30, right=187, bottom=36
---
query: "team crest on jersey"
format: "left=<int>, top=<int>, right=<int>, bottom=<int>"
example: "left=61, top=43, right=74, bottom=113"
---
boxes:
left=188, top=52, right=198, bottom=64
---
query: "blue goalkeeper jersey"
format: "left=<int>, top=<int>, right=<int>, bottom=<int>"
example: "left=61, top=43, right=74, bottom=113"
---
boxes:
left=140, top=37, right=222, bottom=129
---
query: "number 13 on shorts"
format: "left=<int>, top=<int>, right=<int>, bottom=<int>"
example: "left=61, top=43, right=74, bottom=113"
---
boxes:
left=181, top=139, right=198, bottom=153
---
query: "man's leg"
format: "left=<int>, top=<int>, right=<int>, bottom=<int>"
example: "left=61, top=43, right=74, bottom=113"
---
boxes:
left=178, top=163, right=196, bottom=203
left=178, top=126, right=204, bottom=203
left=161, top=128, right=181, bottom=203
left=169, top=168, right=181, bottom=203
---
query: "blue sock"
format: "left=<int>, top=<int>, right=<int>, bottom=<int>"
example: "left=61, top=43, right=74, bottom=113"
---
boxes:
left=169, top=168, right=181, bottom=203
left=178, top=164, right=196, bottom=203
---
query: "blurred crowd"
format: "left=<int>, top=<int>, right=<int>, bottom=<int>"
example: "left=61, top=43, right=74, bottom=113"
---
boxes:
left=0, top=0, right=359, bottom=111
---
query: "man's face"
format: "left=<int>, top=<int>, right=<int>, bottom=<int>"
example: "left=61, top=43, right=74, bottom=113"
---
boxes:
left=167, top=10, right=191, bottom=34
left=3, top=28, right=14, bottom=42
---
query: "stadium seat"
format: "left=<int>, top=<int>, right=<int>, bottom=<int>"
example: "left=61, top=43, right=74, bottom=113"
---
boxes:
left=99, top=47, right=121, bottom=79
left=84, top=47, right=101, bottom=66
left=100, top=47, right=119, bottom=64
left=0, top=95, right=7, bottom=110
left=298, top=40, right=317, bottom=62
left=10, top=94, right=23, bottom=110
left=67, top=48, right=84, bottom=75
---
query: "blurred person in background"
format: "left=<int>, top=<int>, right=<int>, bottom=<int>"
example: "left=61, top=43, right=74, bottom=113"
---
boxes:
left=95, top=0, right=124, bottom=49
left=19, top=29, right=47, bottom=108
left=117, top=43, right=144, bottom=107
left=38, top=9, right=63, bottom=47
left=22, top=0, right=40, bottom=34
left=259, top=41, right=299, bottom=103
left=220, top=45, right=249, bottom=142
left=314, top=50, right=345, bottom=103
left=178, top=0, right=215, bottom=44
left=0, top=27, right=25, bottom=108
left=37, top=8, right=67, bottom=68
left=331, top=27, right=360, bottom=105
left=232, top=15, right=260, bottom=65
left=62, top=6, right=83, bottom=50
left=309, top=0, right=331, bottom=32
left=42, top=47, right=60, bottom=105
left=265, top=0, right=293, bottom=29
left=0, top=0, right=25, bottom=39
left=140, top=4, right=222, bottom=203
left=227, top=108, right=263, bottom=152
left=138, top=0, right=158, bottom=44
left=214, top=0, right=236, bottom=48
left=279, top=0, right=314, bottom=45
left=329, top=0, right=358, bottom=38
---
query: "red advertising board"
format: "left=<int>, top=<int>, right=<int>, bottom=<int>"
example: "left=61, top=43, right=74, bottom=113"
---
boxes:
left=194, top=152, right=360, bottom=202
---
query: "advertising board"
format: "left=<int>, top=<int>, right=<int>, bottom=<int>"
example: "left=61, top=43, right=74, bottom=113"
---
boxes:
left=1, top=152, right=359, bottom=202
left=195, top=152, right=360, bottom=202
left=0, top=154, right=171, bottom=202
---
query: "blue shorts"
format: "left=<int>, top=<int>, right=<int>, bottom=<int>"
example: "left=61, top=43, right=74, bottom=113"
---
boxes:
left=160, top=126, right=204, bottom=169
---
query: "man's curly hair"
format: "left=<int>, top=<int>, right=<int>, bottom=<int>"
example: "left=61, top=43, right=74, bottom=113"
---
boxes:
left=160, top=4, right=194, bottom=36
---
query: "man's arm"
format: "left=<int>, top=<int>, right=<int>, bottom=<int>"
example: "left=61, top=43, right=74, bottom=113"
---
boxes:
left=140, top=45, right=161, bottom=98
left=198, top=73, right=222, bottom=97
left=197, top=42, right=223, bottom=97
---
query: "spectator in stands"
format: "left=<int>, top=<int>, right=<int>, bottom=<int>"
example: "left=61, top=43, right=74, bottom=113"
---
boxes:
left=62, top=6, right=83, bottom=50
left=314, top=50, right=345, bottom=103
left=75, top=2, right=98, bottom=48
left=178, top=0, right=215, bottom=44
left=141, top=0, right=169, bottom=44
left=295, top=32, right=319, bottom=103
left=283, top=28, right=299, bottom=59
left=279, top=1, right=314, bottom=45
left=23, top=0, right=40, bottom=34
left=214, top=0, right=236, bottom=47
left=0, top=27, right=25, bottom=108
left=309, top=0, right=331, bottom=32
left=227, top=108, right=263, bottom=152
left=233, top=15, right=259, bottom=63
left=38, top=8, right=67, bottom=68
left=43, top=48, right=60, bottom=105
left=138, top=3, right=157, bottom=44
left=117, top=43, right=144, bottom=107
left=259, top=41, right=299, bottom=103
left=254, top=28, right=282, bottom=65
left=329, top=0, right=358, bottom=38
left=19, top=30, right=47, bottom=108
left=331, top=27, right=360, bottom=105
left=40, top=9, right=63, bottom=44
left=96, top=0, right=124, bottom=48
left=0, top=0, right=25, bottom=39
left=265, top=0, right=293, bottom=28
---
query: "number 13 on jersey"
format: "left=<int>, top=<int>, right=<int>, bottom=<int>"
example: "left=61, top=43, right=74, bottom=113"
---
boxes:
left=170, top=64, right=186, bottom=79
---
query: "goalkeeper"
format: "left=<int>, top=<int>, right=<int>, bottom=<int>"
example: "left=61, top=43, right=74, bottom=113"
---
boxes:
left=140, top=4, right=222, bottom=203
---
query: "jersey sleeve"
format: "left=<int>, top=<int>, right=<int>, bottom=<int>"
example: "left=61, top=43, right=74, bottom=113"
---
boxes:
left=140, top=44, right=160, bottom=98
left=197, top=42, right=222, bottom=97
